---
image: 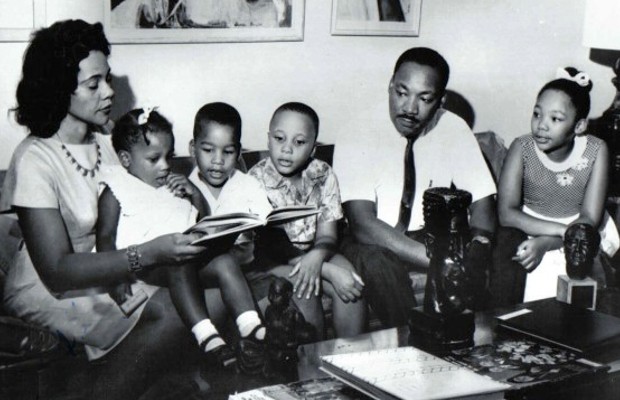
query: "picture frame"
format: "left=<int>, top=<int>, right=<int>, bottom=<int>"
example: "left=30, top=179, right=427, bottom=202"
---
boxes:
left=0, top=0, right=46, bottom=42
left=331, top=0, right=421, bottom=37
left=103, top=0, right=305, bottom=44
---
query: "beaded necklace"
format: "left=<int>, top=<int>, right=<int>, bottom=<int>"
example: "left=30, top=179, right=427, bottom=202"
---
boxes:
left=57, top=133, right=102, bottom=178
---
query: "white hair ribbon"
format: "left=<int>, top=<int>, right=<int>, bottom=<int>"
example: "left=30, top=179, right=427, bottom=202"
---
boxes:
left=555, top=68, right=590, bottom=87
left=138, top=104, right=157, bottom=125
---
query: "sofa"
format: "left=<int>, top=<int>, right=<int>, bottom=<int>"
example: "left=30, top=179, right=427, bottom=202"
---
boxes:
left=0, top=133, right=508, bottom=313
left=0, top=133, right=509, bottom=396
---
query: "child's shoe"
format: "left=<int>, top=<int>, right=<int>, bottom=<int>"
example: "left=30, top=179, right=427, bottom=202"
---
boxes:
left=236, top=324, right=266, bottom=374
left=236, top=337, right=265, bottom=375
left=201, top=334, right=237, bottom=370
left=241, top=324, right=266, bottom=344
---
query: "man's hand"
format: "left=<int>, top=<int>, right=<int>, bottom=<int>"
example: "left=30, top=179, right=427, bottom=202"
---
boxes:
left=323, top=263, right=364, bottom=303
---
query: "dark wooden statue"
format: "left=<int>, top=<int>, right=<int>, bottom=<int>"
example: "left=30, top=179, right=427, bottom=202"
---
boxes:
left=564, top=223, right=600, bottom=280
left=409, top=187, right=476, bottom=350
left=263, top=277, right=316, bottom=377
left=422, top=187, right=474, bottom=315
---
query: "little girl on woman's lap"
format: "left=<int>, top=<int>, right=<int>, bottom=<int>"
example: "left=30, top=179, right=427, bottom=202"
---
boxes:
left=491, top=67, right=619, bottom=305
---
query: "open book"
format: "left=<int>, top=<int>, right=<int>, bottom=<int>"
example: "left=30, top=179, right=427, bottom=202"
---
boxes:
left=320, top=347, right=509, bottom=400
left=228, top=377, right=365, bottom=400
left=184, top=205, right=320, bottom=246
left=444, top=335, right=608, bottom=393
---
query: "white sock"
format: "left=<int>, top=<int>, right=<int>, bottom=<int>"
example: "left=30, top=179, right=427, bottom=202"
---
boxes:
left=191, top=319, right=225, bottom=351
left=236, top=310, right=265, bottom=340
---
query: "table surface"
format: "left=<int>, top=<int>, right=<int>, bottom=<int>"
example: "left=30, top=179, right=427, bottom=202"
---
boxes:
left=296, top=309, right=496, bottom=382
left=293, top=299, right=620, bottom=399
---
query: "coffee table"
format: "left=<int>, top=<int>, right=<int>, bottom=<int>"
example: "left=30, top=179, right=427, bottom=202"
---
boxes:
left=294, top=301, right=620, bottom=400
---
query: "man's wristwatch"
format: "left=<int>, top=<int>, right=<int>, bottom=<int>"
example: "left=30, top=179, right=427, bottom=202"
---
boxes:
left=126, top=245, right=143, bottom=273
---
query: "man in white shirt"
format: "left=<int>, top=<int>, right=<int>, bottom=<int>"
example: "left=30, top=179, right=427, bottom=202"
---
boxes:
left=335, top=47, right=496, bottom=327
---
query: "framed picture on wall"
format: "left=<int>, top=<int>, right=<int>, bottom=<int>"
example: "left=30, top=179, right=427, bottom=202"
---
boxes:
left=0, top=0, right=46, bottom=42
left=331, top=0, right=421, bottom=36
left=104, top=0, right=305, bottom=44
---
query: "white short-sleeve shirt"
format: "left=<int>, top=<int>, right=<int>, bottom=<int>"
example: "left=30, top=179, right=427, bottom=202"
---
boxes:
left=189, top=168, right=273, bottom=264
left=189, top=168, right=272, bottom=218
left=336, top=109, right=496, bottom=231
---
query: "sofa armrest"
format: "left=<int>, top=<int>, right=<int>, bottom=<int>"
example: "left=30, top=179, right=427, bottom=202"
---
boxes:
left=474, top=131, right=507, bottom=185
left=0, top=214, right=21, bottom=312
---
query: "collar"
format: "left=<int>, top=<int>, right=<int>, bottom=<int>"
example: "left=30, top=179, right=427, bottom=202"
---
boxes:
left=189, top=167, right=236, bottom=189
left=261, top=157, right=327, bottom=190
left=532, top=134, right=589, bottom=172
left=416, top=107, right=444, bottom=139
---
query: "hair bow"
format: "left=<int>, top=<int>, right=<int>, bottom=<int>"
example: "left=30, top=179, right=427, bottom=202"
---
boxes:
left=138, top=105, right=157, bottom=125
left=555, top=68, right=590, bottom=87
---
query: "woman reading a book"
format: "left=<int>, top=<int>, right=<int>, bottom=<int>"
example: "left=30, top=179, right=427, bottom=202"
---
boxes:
left=0, top=20, right=217, bottom=399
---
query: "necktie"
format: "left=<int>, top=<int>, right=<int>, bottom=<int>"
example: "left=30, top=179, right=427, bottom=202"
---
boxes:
left=395, top=137, right=415, bottom=233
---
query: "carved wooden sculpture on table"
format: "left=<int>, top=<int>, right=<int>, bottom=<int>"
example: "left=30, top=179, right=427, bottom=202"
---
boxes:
left=263, top=277, right=316, bottom=378
left=409, top=187, right=476, bottom=351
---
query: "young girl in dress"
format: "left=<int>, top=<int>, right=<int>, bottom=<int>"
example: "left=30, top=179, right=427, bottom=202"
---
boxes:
left=97, top=108, right=265, bottom=369
left=491, top=67, right=619, bottom=304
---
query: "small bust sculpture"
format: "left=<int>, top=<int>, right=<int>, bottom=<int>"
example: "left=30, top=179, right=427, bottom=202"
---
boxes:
left=564, top=223, right=600, bottom=280
left=422, top=187, right=473, bottom=315
left=263, top=277, right=316, bottom=376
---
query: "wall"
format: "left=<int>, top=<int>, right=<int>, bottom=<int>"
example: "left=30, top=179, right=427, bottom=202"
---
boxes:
left=0, top=0, right=616, bottom=169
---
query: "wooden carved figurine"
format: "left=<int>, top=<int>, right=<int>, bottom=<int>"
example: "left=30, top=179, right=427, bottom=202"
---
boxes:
left=263, top=277, right=316, bottom=376
left=422, top=187, right=474, bottom=315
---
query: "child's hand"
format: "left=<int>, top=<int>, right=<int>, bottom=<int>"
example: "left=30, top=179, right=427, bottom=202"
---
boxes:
left=289, top=251, right=323, bottom=299
left=166, top=173, right=195, bottom=198
left=325, top=264, right=364, bottom=303
left=512, top=237, right=548, bottom=272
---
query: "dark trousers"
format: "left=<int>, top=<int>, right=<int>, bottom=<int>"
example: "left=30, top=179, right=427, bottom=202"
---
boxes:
left=340, top=236, right=417, bottom=328
left=489, top=227, right=528, bottom=307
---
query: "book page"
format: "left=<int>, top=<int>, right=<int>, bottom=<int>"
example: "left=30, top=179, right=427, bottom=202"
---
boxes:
left=185, top=213, right=261, bottom=232
left=189, top=221, right=263, bottom=245
left=229, top=378, right=363, bottom=400
left=228, top=388, right=274, bottom=400
left=265, top=205, right=320, bottom=225
left=321, top=347, right=509, bottom=400
left=184, top=206, right=319, bottom=245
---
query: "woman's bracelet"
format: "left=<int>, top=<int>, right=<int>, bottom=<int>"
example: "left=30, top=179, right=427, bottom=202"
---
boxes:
left=126, top=245, right=144, bottom=273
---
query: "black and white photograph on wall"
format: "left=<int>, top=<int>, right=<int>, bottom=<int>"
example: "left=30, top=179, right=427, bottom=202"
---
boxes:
left=105, top=0, right=305, bottom=43
left=331, top=0, right=421, bottom=36
left=0, top=0, right=45, bottom=41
